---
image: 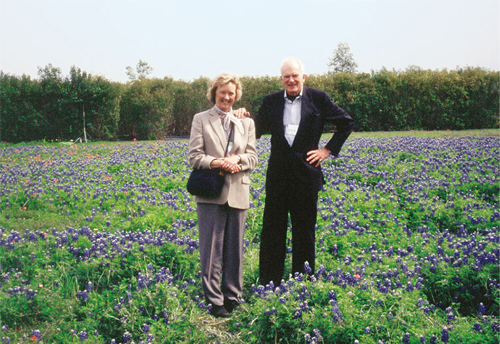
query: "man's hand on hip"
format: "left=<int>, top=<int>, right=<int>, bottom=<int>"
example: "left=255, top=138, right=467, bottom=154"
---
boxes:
left=306, top=148, right=331, bottom=167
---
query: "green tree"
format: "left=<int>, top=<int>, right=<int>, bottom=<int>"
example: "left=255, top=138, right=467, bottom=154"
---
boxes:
left=37, top=64, right=66, bottom=140
left=0, top=73, right=44, bottom=142
left=119, top=77, right=175, bottom=140
left=126, top=60, right=154, bottom=81
left=328, top=42, right=358, bottom=74
left=66, top=66, right=121, bottom=141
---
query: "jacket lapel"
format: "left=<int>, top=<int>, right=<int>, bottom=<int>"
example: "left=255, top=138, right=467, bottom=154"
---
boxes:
left=275, top=91, right=286, bottom=138
left=231, top=121, right=243, bottom=154
left=208, top=108, right=227, bottom=155
left=299, top=87, right=312, bottom=127
left=291, top=87, right=311, bottom=148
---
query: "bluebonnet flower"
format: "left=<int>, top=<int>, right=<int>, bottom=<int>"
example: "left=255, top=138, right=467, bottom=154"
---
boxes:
left=78, top=331, right=88, bottom=342
left=26, top=289, right=37, bottom=301
left=142, top=323, right=150, bottom=333
left=478, top=302, right=486, bottom=314
left=406, top=281, right=414, bottom=292
left=312, top=329, right=322, bottom=340
left=77, top=290, right=89, bottom=302
left=364, top=327, right=371, bottom=334
left=473, top=322, right=482, bottom=333
left=402, top=332, right=410, bottom=344
left=123, top=331, right=132, bottom=343
left=330, top=300, right=343, bottom=322
left=315, top=264, right=325, bottom=278
left=446, top=311, right=455, bottom=324
left=303, top=261, right=312, bottom=275
left=415, top=277, right=423, bottom=290
left=441, top=328, right=449, bottom=343
left=264, top=307, right=277, bottom=317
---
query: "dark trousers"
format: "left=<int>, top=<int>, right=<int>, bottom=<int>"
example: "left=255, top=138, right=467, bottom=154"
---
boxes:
left=259, top=182, right=318, bottom=286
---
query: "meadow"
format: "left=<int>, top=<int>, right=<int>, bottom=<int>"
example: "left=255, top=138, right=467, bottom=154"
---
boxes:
left=0, top=130, right=498, bottom=344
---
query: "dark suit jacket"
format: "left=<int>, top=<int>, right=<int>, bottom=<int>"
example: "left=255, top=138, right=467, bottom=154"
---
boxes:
left=255, top=86, right=354, bottom=192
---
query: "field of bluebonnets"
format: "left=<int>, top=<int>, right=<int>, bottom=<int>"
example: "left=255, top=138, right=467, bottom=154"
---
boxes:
left=0, top=131, right=499, bottom=344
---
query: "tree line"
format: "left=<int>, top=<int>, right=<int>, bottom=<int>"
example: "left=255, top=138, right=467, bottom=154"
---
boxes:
left=1, top=65, right=498, bottom=143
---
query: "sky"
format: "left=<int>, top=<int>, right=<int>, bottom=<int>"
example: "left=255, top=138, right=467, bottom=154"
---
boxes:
left=0, top=0, right=498, bottom=83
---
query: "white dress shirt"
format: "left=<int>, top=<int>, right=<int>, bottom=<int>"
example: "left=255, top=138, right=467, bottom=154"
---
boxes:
left=283, top=89, right=303, bottom=146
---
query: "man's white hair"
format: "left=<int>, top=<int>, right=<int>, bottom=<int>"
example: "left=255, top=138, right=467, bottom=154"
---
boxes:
left=280, top=57, right=305, bottom=75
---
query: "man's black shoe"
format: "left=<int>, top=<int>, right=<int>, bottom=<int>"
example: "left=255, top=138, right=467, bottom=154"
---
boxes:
left=211, top=305, right=230, bottom=318
left=224, top=299, right=240, bottom=313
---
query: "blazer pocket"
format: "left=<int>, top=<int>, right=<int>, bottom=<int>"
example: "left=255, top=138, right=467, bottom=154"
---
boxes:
left=242, top=175, right=251, bottom=184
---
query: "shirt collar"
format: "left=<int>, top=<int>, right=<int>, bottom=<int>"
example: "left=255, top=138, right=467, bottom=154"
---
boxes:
left=284, top=88, right=303, bottom=100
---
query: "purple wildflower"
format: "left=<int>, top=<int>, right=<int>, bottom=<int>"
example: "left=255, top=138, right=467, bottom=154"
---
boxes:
left=473, top=322, right=482, bottom=333
left=78, top=331, right=88, bottom=342
left=123, top=331, right=132, bottom=343
left=303, top=261, right=312, bottom=275
left=441, top=328, right=449, bottom=343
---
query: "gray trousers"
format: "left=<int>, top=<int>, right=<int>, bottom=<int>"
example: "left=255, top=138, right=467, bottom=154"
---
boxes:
left=197, top=202, right=246, bottom=306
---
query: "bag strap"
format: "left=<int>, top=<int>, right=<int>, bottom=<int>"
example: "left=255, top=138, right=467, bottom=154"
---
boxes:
left=224, top=123, right=234, bottom=157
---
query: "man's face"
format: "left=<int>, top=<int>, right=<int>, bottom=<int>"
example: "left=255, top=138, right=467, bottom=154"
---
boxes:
left=280, top=62, right=305, bottom=97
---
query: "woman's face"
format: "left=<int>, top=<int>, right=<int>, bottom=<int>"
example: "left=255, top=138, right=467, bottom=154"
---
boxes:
left=215, top=82, right=236, bottom=112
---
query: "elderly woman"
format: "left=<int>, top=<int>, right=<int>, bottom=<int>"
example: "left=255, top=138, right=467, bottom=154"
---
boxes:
left=188, top=73, right=258, bottom=317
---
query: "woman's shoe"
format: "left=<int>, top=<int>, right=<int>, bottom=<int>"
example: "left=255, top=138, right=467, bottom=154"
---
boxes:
left=224, top=299, right=240, bottom=313
left=211, top=305, right=230, bottom=318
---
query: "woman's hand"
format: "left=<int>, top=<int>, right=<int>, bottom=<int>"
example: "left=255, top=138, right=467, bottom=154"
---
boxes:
left=219, top=155, right=242, bottom=173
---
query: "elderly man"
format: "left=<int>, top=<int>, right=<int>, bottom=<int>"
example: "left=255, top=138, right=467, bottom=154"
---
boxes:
left=254, top=58, right=354, bottom=286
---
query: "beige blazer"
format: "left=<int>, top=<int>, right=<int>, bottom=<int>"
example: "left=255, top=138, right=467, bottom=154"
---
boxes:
left=188, top=107, right=258, bottom=209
